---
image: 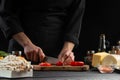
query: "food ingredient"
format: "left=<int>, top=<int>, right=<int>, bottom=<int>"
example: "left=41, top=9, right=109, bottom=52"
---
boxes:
left=39, top=62, right=51, bottom=66
left=0, top=51, right=8, bottom=57
left=56, top=61, right=63, bottom=66
left=98, top=65, right=114, bottom=73
left=92, top=52, right=109, bottom=67
left=0, top=55, right=32, bottom=72
left=70, top=61, right=84, bottom=66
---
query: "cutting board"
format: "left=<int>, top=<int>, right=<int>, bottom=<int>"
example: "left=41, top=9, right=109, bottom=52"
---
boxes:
left=33, top=65, right=89, bottom=71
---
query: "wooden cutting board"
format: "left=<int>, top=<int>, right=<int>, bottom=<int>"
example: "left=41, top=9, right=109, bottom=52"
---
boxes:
left=33, top=65, right=89, bottom=71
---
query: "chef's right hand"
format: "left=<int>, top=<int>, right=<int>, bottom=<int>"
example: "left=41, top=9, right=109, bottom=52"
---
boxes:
left=12, top=32, right=45, bottom=62
left=24, top=43, right=45, bottom=62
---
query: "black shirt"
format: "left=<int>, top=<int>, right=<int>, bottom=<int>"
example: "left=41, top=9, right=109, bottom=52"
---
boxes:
left=0, top=0, right=85, bottom=57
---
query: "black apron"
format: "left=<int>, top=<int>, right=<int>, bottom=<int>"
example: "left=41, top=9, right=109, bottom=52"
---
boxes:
left=8, top=0, right=75, bottom=58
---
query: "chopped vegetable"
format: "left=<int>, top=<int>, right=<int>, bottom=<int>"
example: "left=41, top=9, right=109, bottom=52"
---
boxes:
left=39, top=62, right=51, bottom=66
left=70, top=61, right=84, bottom=66
left=0, top=51, right=8, bottom=57
left=56, top=61, right=63, bottom=66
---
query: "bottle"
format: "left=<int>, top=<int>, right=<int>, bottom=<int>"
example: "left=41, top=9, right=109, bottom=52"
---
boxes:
left=98, top=34, right=106, bottom=52
left=115, top=41, right=120, bottom=55
left=117, top=40, right=120, bottom=46
left=89, top=50, right=95, bottom=62
left=84, top=50, right=91, bottom=66
left=86, top=50, right=91, bottom=56
left=109, top=46, right=116, bottom=54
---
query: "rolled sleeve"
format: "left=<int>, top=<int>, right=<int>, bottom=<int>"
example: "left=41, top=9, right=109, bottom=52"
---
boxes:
left=64, top=0, right=86, bottom=46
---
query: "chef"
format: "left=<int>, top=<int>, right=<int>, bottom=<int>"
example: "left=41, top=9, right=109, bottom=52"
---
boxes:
left=0, top=0, right=86, bottom=64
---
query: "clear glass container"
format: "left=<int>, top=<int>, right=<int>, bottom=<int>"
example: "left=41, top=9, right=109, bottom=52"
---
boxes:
left=97, top=65, right=115, bottom=73
left=12, top=51, right=22, bottom=56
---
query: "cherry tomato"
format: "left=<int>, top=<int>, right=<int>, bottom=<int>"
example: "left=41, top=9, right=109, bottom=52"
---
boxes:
left=70, top=61, right=77, bottom=66
left=70, top=61, right=84, bottom=66
left=75, top=61, right=84, bottom=66
left=56, top=61, right=63, bottom=66
left=39, top=62, right=51, bottom=66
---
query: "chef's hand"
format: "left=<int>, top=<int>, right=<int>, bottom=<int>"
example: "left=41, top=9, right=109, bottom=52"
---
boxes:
left=24, top=43, right=45, bottom=62
left=12, top=32, right=46, bottom=62
left=58, top=50, right=75, bottom=65
left=58, top=41, right=75, bottom=65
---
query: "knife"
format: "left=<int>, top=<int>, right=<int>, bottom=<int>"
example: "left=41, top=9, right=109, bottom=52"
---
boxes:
left=40, top=56, right=48, bottom=62
left=40, top=56, right=58, bottom=64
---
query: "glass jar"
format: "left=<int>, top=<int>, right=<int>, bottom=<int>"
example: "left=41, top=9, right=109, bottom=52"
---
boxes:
left=109, top=46, right=116, bottom=54
left=84, top=50, right=95, bottom=68
left=12, top=51, right=22, bottom=56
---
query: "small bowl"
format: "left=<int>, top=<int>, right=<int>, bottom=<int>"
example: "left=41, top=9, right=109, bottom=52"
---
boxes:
left=97, top=65, right=115, bottom=73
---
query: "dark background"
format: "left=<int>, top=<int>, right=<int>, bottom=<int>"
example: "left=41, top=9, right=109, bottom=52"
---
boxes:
left=1, top=0, right=120, bottom=60
left=75, top=0, right=120, bottom=60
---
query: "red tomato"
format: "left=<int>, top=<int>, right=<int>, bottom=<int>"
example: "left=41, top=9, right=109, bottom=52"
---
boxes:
left=70, top=61, right=77, bottom=66
left=70, top=61, right=84, bottom=66
left=56, top=61, right=63, bottom=66
left=75, top=61, right=84, bottom=66
left=39, top=62, right=51, bottom=66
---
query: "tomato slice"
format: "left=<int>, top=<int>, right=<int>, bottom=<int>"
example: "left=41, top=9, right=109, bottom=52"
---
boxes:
left=56, top=61, right=63, bottom=66
left=70, top=61, right=84, bottom=66
left=75, top=61, right=84, bottom=66
left=70, top=61, right=77, bottom=66
left=39, top=62, right=51, bottom=66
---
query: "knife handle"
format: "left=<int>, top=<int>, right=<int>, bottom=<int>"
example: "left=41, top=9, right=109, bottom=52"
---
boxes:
left=41, top=56, right=48, bottom=62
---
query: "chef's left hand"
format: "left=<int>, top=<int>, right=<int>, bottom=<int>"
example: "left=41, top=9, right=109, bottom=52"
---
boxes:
left=58, top=50, right=75, bottom=65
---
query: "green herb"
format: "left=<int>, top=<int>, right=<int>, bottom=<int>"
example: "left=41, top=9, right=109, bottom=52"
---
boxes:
left=0, top=51, right=8, bottom=57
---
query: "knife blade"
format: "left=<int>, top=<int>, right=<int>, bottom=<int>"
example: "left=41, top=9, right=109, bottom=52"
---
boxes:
left=40, top=56, right=59, bottom=65
left=45, top=56, right=59, bottom=64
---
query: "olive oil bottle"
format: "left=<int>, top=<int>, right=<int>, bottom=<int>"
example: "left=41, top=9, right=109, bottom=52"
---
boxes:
left=98, top=34, right=106, bottom=52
